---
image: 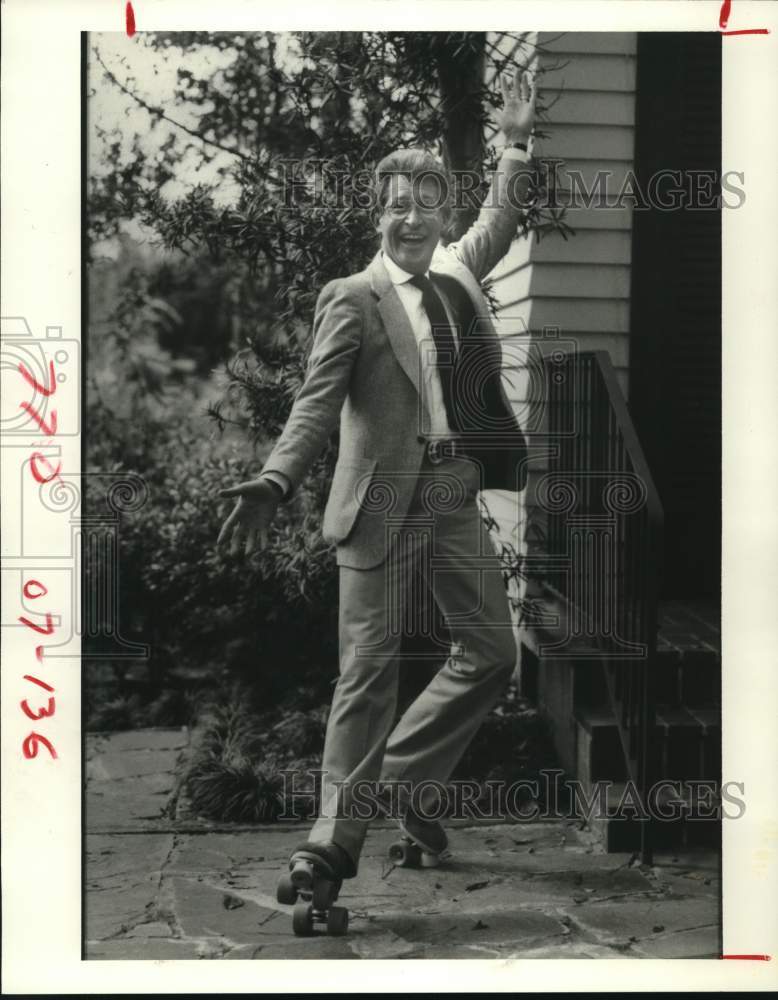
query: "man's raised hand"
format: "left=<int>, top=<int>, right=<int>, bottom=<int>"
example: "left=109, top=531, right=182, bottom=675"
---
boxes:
left=494, top=63, right=537, bottom=144
left=217, top=477, right=281, bottom=557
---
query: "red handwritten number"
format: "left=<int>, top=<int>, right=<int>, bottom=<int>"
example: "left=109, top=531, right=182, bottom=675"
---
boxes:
left=18, top=362, right=62, bottom=761
left=29, top=453, right=61, bottom=484
left=23, top=579, right=48, bottom=600
left=19, top=401, right=58, bottom=436
left=21, top=697, right=56, bottom=721
left=24, top=674, right=55, bottom=693
left=18, top=360, right=57, bottom=396
left=23, top=732, right=58, bottom=760
left=126, top=2, right=136, bottom=36
left=19, top=612, right=56, bottom=635
left=719, top=0, right=732, bottom=28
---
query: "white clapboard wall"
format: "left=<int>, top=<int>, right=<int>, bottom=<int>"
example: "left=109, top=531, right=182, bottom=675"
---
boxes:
left=481, top=31, right=637, bottom=611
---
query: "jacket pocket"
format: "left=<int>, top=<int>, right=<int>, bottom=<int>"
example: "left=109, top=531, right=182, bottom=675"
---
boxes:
left=322, top=458, right=378, bottom=543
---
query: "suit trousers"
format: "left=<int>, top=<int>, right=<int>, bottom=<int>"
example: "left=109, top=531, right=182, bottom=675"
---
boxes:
left=308, top=452, right=517, bottom=871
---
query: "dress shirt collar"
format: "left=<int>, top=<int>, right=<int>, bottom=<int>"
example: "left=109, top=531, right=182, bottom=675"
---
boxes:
left=382, top=250, right=430, bottom=287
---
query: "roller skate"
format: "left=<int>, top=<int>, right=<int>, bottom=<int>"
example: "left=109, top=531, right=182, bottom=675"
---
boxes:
left=388, top=810, right=451, bottom=869
left=276, top=841, right=352, bottom=937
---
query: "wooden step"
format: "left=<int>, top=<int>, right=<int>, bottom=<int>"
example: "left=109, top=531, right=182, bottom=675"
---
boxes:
left=575, top=704, right=721, bottom=786
left=521, top=593, right=720, bottom=710
left=582, top=780, right=722, bottom=853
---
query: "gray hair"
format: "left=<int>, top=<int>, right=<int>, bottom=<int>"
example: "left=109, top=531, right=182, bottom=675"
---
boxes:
left=373, top=148, right=452, bottom=222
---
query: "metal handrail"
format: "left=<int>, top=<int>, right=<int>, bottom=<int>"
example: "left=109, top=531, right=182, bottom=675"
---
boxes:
left=541, top=350, right=664, bottom=863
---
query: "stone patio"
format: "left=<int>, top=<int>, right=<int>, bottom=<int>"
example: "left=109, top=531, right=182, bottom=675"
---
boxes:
left=85, top=728, right=721, bottom=960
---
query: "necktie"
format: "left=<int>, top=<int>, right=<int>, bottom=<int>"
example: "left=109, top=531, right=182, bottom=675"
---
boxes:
left=430, top=271, right=506, bottom=434
left=409, top=273, right=462, bottom=433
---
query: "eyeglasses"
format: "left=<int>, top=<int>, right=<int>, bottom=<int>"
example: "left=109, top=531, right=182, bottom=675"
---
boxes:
left=384, top=200, right=444, bottom=219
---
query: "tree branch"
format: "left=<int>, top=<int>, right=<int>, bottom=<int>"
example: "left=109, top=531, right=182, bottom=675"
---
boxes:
left=93, top=45, right=253, bottom=164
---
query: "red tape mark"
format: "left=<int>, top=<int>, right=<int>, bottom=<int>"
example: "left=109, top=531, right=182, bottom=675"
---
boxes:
left=720, top=954, right=771, bottom=961
left=719, top=0, right=769, bottom=34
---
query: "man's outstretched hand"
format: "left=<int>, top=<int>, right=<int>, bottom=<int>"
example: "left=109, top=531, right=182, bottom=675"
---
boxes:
left=217, top=478, right=281, bottom=557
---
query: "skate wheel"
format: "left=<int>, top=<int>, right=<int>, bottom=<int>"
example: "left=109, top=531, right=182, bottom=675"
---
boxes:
left=420, top=851, right=441, bottom=868
left=326, top=905, right=349, bottom=936
left=276, top=872, right=298, bottom=905
left=292, top=899, right=315, bottom=936
left=290, top=859, right=315, bottom=891
left=388, top=840, right=406, bottom=863
left=312, top=877, right=337, bottom=910
left=388, top=839, right=421, bottom=868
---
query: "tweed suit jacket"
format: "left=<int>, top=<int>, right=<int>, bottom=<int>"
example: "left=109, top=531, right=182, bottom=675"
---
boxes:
left=262, top=157, right=530, bottom=569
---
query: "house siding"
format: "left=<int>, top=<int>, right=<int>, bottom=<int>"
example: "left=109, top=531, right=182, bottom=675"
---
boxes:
left=480, top=31, right=638, bottom=606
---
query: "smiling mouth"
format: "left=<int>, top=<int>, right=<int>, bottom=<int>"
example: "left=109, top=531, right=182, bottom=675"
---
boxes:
left=400, top=234, right=426, bottom=246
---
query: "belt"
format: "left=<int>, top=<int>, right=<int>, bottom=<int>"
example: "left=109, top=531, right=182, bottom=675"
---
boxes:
left=417, top=435, right=467, bottom=465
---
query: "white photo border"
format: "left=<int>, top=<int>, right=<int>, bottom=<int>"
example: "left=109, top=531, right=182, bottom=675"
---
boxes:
left=2, top=0, right=777, bottom=992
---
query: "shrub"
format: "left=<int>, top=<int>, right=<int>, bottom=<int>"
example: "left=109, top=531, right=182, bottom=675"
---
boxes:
left=182, top=691, right=326, bottom=822
left=84, top=374, right=341, bottom=728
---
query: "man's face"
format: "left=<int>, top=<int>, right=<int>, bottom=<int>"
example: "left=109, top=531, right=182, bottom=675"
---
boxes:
left=377, top=174, right=446, bottom=275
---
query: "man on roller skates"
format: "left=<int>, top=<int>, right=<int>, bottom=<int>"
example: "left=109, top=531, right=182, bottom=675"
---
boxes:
left=218, top=66, right=537, bottom=936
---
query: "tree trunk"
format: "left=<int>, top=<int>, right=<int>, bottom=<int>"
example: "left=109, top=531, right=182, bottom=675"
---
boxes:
left=437, top=34, right=487, bottom=239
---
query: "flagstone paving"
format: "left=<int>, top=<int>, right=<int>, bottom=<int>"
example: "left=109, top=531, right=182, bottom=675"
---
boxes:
left=85, top=729, right=721, bottom=960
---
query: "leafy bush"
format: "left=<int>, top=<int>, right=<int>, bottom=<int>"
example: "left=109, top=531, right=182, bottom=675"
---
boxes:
left=182, top=691, right=326, bottom=822
left=84, top=341, right=340, bottom=728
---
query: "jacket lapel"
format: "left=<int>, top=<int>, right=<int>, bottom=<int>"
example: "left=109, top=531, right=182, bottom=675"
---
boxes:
left=368, top=251, right=423, bottom=397
left=366, top=246, right=496, bottom=398
left=430, top=247, right=495, bottom=336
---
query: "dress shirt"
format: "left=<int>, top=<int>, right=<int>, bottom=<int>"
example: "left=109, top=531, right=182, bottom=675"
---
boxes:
left=382, top=251, right=459, bottom=439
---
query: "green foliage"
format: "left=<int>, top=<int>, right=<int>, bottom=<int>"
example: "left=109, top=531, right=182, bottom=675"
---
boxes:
left=182, top=691, right=326, bottom=822
left=86, top=389, right=340, bottom=704
left=185, top=700, right=288, bottom=823
left=84, top=259, right=340, bottom=727
left=87, top=692, right=144, bottom=733
left=86, top=686, right=197, bottom=732
left=186, top=756, right=288, bottom=824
